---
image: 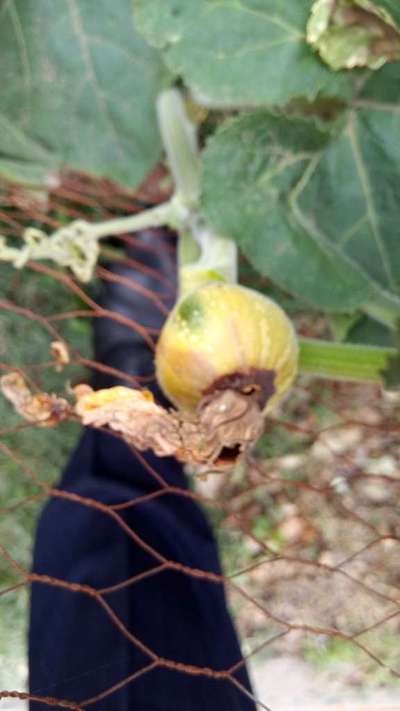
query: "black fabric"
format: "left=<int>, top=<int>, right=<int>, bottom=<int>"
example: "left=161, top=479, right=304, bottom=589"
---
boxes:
left=29, top=428, right=256, bottom=710
left=92, top=229, right=177, bottom=393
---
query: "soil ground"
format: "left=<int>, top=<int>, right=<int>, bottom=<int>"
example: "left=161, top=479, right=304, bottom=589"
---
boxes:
left=2, top=654, right=399, bottom=710
left=250, top=654, right=400, bottom=710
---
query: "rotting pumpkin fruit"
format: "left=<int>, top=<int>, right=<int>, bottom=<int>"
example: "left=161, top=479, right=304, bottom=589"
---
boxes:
left=155, top=281, right=298, bottom=415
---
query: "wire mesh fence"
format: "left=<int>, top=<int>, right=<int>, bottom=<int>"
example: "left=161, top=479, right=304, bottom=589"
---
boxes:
left=1, top=172, right=400, bottom=710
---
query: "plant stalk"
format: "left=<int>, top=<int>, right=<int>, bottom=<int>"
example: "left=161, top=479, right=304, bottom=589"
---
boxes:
left=157, top=89, right=201, bottom=210
left=88, top=198, right=187, bottom=239
left=299, top=337, right=396, bottom=384
left=156, top=88, right=238, bottom=298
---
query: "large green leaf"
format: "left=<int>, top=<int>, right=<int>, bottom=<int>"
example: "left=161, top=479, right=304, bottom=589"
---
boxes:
left=201, top=110, right=400, bottom=319
left=0, top=0, right=169, bottom=187
left=133, top=0, right=350, bottom=107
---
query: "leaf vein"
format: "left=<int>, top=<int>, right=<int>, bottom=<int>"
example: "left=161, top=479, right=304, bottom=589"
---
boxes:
left=200, top=0, right=302, bottom=38
left=353, top=99, right=400, bottom=115
left=7, top=1, right=32, bottom=119
left=339, top=214, right=369, bottom=248
left=232, top=0, right=303, bottom=38
left=209, top=35, right=299, bottom=61
left=346, top=114, right=396, bottom=291
left=87, top=34, right=148, bottom=68
left=66, top=0, right=124, bottom=161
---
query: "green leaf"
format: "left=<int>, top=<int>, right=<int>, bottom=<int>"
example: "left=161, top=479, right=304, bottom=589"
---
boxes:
left=201, top=110, right=400, bottom=322
left=373, top=0, right=400, bottom=25
left=329, top=312, right=362, bottom=341
left=0, top=0, right=169, bottom=187
left=346, top=315, right=394, bottom=346
left=307, top=0, right=400, bottom=71
left=0, top=114, right=59, bottom=186
left=134, top=0, right=350, bottom=107
left=357, top=60, right=400, bottom=102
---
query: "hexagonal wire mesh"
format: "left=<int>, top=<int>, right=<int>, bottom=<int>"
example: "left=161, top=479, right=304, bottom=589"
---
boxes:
left=0, top=172, right=399, bottom=710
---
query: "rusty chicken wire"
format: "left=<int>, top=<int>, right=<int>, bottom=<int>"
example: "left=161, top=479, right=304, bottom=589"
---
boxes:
left=0, top=173, right=400, bottom=710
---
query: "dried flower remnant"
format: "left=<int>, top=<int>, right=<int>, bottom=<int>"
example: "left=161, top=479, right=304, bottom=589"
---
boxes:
left=1, top=374, right=267, bottom=470
left=191, top=389, right=264, bottom=468
left=307, top=0, right=400, bottom=70
left=73, top=384, right=265, bottom=470
left=74, top=385, right=182, bottom=458
left=0, top=372, right=70, bottom=427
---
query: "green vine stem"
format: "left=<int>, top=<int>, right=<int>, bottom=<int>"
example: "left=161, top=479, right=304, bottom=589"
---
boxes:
left=86, top=198, right=187, bottom=238
left=0, top=199, right=187, bottom=282
left=157, top=89, right=238, bottom=298
left=156, top=89, right=200, bottom=209
left=299, top=337, right=396, bottom=384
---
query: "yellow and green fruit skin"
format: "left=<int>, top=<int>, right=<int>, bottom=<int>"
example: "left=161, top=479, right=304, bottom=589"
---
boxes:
left=155, top=282, right=298, bottom=412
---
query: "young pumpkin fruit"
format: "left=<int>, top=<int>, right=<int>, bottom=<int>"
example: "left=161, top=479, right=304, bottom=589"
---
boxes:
left=155, top=282, right=298, bottom=414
